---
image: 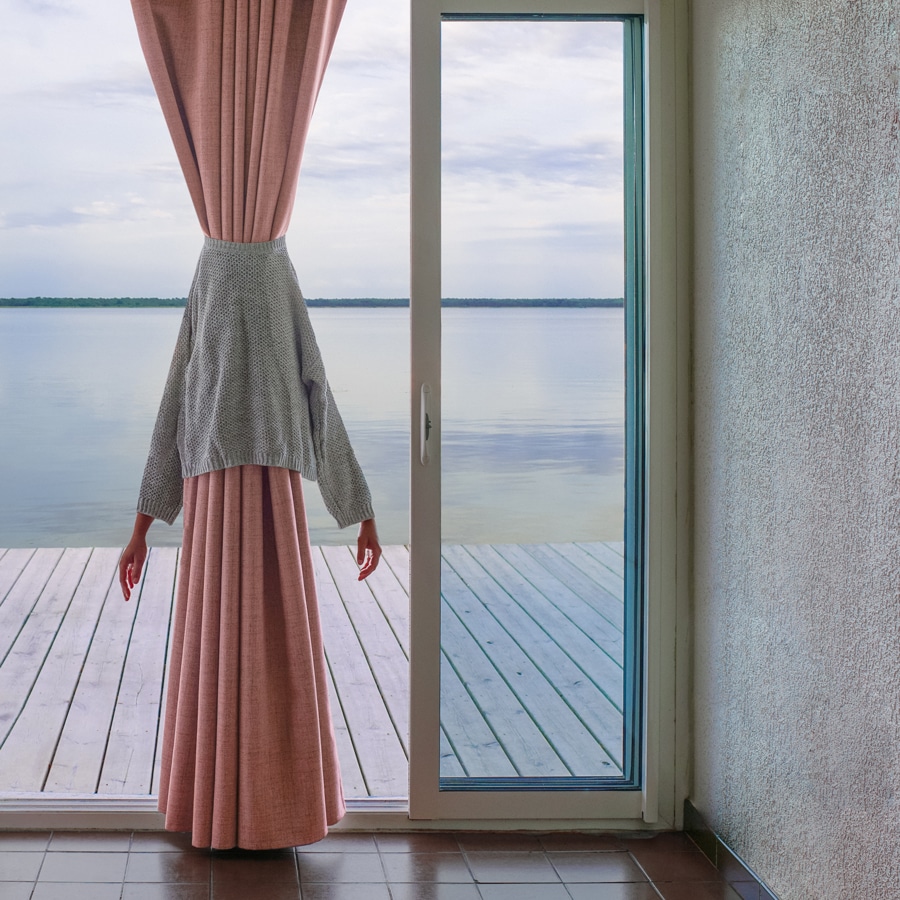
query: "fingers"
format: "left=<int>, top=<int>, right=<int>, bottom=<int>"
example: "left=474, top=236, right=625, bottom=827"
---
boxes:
left=119, top=546, right=146, bottom=601
left=119, top=556, right=131, bottom=601
left=119, top=553, right=135, bottom=601
left=357, top=541, right=382, bottom=581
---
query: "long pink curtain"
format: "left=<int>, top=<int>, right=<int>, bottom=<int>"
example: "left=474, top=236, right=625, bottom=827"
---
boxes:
left=131, top=0, right=345, bottom=242
left=131, top=0, right=348, bottom=848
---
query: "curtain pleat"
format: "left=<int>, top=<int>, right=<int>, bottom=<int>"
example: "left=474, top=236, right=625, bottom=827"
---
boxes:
left=132, top=0, right=350, bottom=847
left=159, top=467, right=345, bottom=849
left=131, top=0, right=346, bottom=242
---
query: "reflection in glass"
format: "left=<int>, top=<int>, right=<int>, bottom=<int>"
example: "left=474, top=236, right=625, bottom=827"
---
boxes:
left=439, top=19, right=629, bottom=784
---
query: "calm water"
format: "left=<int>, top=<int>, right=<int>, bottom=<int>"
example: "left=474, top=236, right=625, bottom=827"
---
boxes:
left=0, top=307, right=624, bottom=547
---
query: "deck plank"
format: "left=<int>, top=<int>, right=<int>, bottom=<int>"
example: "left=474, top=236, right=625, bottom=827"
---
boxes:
left=486, top=544, right=625, bottom=672
left=100, top=548, right=178, bottom=794
left=312, top=548, right=408, bottom=798
left=364, top=546, right=411, bottom=658
left=439, top=724, right=467, bottom=778
left=43, top=557, right=142, bottom=793
left=151, top=550, right=179, bottom=796
left=0, top=548, right=119, bottom=791
left=554, top=543, right=626, bottom=603
left=440, top=577, right=569, bottom=778
left=575, top=541, right=627, bottom=581
left=457, top=546, right=623, bottom=767
left=443, top=548, right=619, bottom=775
left=522, top=543, right=624, bottom=628
left=320, top=546, right=410, bottom=756
left=324, top=654, right=367, bottom=799
left=0, top=541, right=628, bottom=798
left=0, top=548, right=92, bottom=747
left=0, top=548, right=36, bottom=606
left=438, top=651, right=517, bottom=778
left=0, top=549, right=64, bottom=665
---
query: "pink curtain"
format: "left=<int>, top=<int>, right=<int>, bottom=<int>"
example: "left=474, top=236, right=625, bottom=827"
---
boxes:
left=131, top=0, right=346, bottom=242
left=131, top=0, right=349, bottom=848
left=160, top=468, right=344, bottom=849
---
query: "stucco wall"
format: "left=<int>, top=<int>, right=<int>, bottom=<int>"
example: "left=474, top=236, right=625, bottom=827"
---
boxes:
left=692, top=2, right=900, bottom=897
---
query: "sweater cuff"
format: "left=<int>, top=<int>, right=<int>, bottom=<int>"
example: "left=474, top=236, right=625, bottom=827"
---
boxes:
left=137, top=497, right=182, bottom=526
left=334, top=503, right=376, bottom=530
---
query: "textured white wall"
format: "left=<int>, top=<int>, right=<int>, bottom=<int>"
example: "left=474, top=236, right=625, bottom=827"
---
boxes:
left=692, top=2, right=900, bottom=897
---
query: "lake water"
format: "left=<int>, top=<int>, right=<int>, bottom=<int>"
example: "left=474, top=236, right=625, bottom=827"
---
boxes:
left=0, top=307, right=624, bottom=548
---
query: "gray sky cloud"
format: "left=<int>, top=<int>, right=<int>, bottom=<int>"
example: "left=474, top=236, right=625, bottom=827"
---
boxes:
left=0, top=0, right=626, bottom=299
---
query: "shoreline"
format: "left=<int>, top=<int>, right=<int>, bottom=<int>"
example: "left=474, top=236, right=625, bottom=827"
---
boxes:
left=0, top=297, right=624, bottom=309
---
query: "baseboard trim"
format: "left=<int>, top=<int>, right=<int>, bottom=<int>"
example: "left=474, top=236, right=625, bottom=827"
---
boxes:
left=684, top=800, right=780, bottom=900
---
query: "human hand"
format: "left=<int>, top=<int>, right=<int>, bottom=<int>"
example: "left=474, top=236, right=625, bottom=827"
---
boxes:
left=119, top=513, right=153, bottom=600
left=357, top=518, right=382, bottom=581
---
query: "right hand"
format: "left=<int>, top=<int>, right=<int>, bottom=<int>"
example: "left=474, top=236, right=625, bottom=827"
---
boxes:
left=119, top=513, right=153, bottom=600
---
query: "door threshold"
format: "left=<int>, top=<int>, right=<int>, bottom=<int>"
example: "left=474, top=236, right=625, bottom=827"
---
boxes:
left=0, top=792, right=659, bottom=833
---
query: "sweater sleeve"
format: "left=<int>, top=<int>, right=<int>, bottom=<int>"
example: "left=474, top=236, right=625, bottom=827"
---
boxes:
left=306, top=377, right=375, bottom=529
left=295, top=301, right=374, bottom=529
left=136, top=308, right=191, bottom=525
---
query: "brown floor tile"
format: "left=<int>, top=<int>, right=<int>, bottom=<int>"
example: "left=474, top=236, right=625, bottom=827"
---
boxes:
left=38, top=850, right=128, bottom=883
left=32, top=883, right=124, bottom=900
left=376, top=832, right=462, bottom=853
left=212, top=848, right=295, bottom=860
left=465, top=851, right=560, bottom=884
left=478, top=886, right=572, bottom=900
left=131, top=832, right=201, bottom=853
left=633, top=851, right=719, bottom=883
left=124, top=885, right=212, bottom=900
left=539, top=833, right=626, bottom=852
left=212, top=853, right=298, bottom=885
left=382, top=851, right=473, bottom=883
left=567, top=885, right=662, bottom=900
left=655, top=883, right=743, bottom=900
left=458, top=833, right=545, bottom=852
left=295, top=833, right=378, bottom=853
left=0, top=831, right=51, bottom=850
left=388, top=884, right=481, bottom=900
left=296, top=851, right=386, bottom=883
left=0, top=884, right=34, bottom=900
left=126, top=851, right=212, bottom=883
left=0, top=850, right=44, bottom=881
left=622, top=834, right=696, bottom=857
left=295, top=885, right=390, bottom=900
left=212, top=880, right=301, bottom=900
left=549, top=851, right=648, bottom=883
left=49, top=831, right=133, bottom=852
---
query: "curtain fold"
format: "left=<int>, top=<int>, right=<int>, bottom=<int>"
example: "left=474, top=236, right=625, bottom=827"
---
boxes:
left=132, top=0, right=352, bottom=848
left=131, top=0, right=346, bottom=241
left=159, top=467, right=344, bottom=849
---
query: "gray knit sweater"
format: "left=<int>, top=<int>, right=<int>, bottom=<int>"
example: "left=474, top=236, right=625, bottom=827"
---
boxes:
left=137, top=236, right=374, bottom=529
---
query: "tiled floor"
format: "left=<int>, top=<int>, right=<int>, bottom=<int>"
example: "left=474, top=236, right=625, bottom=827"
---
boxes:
left=0, top=830, right=756, bottom=900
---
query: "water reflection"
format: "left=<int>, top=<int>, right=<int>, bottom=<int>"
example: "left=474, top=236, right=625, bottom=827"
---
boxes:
left=0, top=307, right=623, bottom=547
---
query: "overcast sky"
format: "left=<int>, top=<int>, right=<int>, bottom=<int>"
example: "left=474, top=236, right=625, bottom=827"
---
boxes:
left=0, top=0, right=624, bottom=299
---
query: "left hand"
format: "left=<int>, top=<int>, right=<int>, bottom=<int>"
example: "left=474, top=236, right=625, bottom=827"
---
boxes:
left=356, top=518, right=382, bottom=580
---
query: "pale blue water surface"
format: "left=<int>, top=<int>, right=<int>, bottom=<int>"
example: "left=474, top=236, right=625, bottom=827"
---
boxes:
left=0, top=307, right=624, bottom=548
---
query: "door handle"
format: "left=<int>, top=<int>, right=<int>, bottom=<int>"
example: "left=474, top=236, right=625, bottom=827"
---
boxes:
left=420, top=383, right=432, bottom=465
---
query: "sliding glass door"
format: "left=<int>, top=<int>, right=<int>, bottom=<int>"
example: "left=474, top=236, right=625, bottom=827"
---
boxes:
left=410, top=0, right=646, bottom=820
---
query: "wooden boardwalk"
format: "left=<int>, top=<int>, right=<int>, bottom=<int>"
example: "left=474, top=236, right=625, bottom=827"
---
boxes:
left=0, top=543, right=624, bottom=800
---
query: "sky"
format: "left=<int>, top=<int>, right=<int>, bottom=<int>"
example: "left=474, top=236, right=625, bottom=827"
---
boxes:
left=0, top=0, right=624, bottom=299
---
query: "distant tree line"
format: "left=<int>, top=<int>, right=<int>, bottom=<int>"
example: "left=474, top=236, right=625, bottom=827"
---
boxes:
left=0, top=296, right=624, bottom=309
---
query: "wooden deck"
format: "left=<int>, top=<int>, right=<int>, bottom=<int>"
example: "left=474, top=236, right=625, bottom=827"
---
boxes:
left=0, top=542, right=624, bottom=800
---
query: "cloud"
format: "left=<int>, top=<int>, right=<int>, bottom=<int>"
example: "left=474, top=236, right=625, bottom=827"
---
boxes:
left=0, top=207, right=83, bottom=229
left=17, top=67, right=156, bottom=107
left=442, top=139, right=622, bottom=189
left=12, top=0, right=79, bottom=16
left=0, top=198, right=175, bottom=230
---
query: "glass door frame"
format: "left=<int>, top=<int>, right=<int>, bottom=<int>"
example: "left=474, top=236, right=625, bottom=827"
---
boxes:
left=409, top=0, right=691, bottom=826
